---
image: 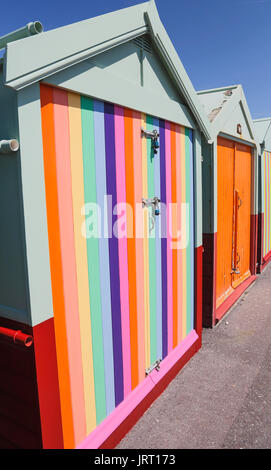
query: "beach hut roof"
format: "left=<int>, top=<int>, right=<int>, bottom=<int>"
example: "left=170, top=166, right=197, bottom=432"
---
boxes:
left=197, top=84, right=259, bottom=150
left=1, top=0, right=212, bottom=140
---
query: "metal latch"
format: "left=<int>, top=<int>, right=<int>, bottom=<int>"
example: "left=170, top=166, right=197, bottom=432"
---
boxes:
left=142, top=197, right=160, bottom=233
left=231, top=253, right=240, bottom=274
left=231, top=268, right=240, bottom=274
left=141, top=128, right=160, bottom=154
left=145, top=359, right=162, bottom=376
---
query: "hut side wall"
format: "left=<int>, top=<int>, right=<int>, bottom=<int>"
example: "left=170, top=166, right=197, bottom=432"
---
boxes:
left=0, top=74, right=43, bottom=449
left=0, top=69, right=30, bottom=324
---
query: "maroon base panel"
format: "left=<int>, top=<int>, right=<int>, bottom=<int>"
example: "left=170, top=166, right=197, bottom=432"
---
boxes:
left=0, top=316, right=42, bottom=449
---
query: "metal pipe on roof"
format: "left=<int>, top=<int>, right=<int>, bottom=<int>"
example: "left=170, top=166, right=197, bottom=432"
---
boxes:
left=0, top=21, right=43, bottom=50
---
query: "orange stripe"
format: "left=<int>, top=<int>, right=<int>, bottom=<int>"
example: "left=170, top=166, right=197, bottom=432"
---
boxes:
left=40, top=84, right=75, bottom=449
left=171, top=124, right=178, bottom=348
left=124, top=108, right=139, bottom=389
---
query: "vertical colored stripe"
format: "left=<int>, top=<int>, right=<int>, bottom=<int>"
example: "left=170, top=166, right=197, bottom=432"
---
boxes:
left=264, top=152, right=269, bottom=255
left=270, top=152, right=271, bottom=254
left=268, top=153, right=271, bottom=255
left=146, top=115, right=157, bottom=364
left=171, top=123, right=178, bottom=349
left=142, top=113, right=151, bottom=369
left=67, top=92, right=96, bottom=436
left=133, top=111, right=146, bottom=383
left=104, top=102, right=124, bottom=405
left=53, top=88, right=86, bottom=444
left=159, top=120, right=168, bottom=359
left=262, top=153, right=265, bottom=256
left=189, top=129, right=194, bottom=331
left=40, top=85, right=75, bottom=449
left=93, top=99, right=116, bottom=414
left=165, top=122, right=173, bottom=353
left=67, top=93, right=97, bottom=433
left=153, top=118, right=162, bottom=361
left=185, top=128, right=192, bottom=334
left=124, top=107, right=139, bottom=389
left=264, top=152, right=267, bottom=256
left=265, top=152, right=270, bottom=255
left=80, top=96, right=106, bottom=424
left=265, top=151, right=268, bottom=256
left=175, top=125, right=183, bottom=344
left=114, top=105, right=132, bottom=396
left=180, top=127, right=187, bottom=340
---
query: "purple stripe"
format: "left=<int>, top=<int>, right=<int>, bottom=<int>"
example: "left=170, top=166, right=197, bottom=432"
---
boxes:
left=159, top=119, right=168, bottom=359
left=104, top=102, right=124, bottom=406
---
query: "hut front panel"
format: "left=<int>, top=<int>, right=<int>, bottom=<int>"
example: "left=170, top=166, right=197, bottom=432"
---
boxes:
left=216, top=138, right=235, bottom=307
left=232, top=143, right=251, bottom=288
left=263, top=150, right=271, bottom=259
left=216, top=138, right=252, bottom=309
left=39, top=84, right=195, bottom=448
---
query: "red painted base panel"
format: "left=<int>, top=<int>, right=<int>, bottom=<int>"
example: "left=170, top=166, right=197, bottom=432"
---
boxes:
left=0, top=316, right=42, bottom=449
left=194, top=245, right=203, bottom=339
left=215, top=275, right=256, bottom=323
left=257, top=212, right=264, bottom=273
left=33, top=318, right=63, bottom=449
left=261, top=251, right=271, bottom=271
left=202, top=232, right=217, bottom=328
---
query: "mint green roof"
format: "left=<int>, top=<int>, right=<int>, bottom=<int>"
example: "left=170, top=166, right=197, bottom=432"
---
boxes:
left=3, top=0, right=212, bottom=140
left=197, top=84, right=259, bottom=151
left=253, top=118, right=271, bottom=151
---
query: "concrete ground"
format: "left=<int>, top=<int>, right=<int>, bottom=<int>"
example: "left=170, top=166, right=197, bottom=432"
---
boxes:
left=117, top=263, right=271, bottom=449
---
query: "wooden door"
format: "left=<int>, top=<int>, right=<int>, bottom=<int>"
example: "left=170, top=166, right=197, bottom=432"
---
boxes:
left=40, top=84, right=196, bottom=445
left=216, top=138, right=252, bottom=309
left=231, top=143, right=252, bottom=288
left=216, top=138, right=235, bottom=307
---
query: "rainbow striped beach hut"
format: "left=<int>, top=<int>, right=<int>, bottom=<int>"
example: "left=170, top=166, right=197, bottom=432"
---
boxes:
left=0, top=1, right=212, bottom=448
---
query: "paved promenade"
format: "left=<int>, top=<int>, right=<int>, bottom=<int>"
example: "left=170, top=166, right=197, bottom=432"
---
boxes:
left=118, top=263, right=271, bottom=449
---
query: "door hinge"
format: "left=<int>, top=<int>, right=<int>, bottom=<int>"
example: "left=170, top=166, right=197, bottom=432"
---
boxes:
left=145, top=359, right=162, bottom=376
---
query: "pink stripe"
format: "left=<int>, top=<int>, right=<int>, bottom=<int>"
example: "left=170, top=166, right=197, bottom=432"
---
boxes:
left=114, top=105, right=132, bottom=397
left=77, top=329, right=199, bottom=449
left=53, top=88, right=86, bottom=443
left=268, top=154, right=270, bottom=254
left=132, top=111, right=145, bottom=384
left=165, top=122, right=173, bottom=353
left=175, top=126, right=183, bottom=343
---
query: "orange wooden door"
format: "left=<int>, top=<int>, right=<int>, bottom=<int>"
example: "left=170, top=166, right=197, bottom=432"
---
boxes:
left=216, top=138, right=235, bottom=307
left=231, top=143, right=252, bottom=288
left=216, top=138, right=252, bottom=309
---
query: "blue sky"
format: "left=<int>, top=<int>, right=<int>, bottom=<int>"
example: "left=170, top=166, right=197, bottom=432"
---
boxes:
left=1, top=0, right=270, bottom=118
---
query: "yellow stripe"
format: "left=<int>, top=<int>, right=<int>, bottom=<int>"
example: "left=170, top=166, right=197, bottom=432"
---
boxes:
left=68, top=92, right=96, bottom=433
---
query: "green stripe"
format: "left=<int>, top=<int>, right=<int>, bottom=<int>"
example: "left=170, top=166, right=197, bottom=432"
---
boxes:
left=81, top=96, right=106, bottom=424
left=146, top=115, right=157, bottom=364
left=185, top=128, right=191, bottom=334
